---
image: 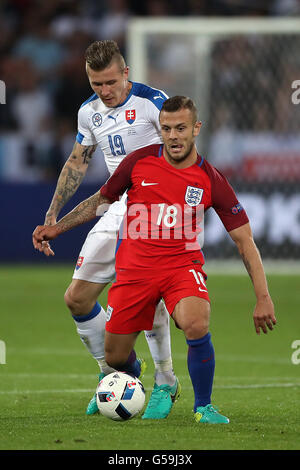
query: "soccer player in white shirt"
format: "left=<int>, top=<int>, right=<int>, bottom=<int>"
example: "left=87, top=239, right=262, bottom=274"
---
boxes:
left=40, top=40, right=180, bottom=419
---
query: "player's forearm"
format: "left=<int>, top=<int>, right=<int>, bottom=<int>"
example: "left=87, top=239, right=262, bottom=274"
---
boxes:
left=45, top=163, right=87, bottom=223
left=236, top=235, right=270, bottom=300
left=45, top=143, right=97, bottom=223
left=55, top=191, right=110, bottom=234
left=229, top=224, right=270, bottom=300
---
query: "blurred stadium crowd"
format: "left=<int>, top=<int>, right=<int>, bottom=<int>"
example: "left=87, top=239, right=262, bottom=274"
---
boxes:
left=0, top=0, right=300, bottom=182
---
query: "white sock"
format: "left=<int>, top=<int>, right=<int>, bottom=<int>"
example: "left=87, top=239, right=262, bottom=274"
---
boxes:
left=72, top=304, right=115, bottom=375
left=144, top=300, right=176, bottom=387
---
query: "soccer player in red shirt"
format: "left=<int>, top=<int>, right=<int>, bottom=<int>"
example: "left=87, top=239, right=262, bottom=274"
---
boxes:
left=33, top=96, right=276, bottom=424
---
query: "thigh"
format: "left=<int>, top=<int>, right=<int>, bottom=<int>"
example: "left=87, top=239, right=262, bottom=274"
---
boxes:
left=162, top=264, right=210, bottom=317
left=72, top=230, right=118, bottom=283
left=66, top=278, right=106, bottom=306
left=72, top=198, right=127, bottom=283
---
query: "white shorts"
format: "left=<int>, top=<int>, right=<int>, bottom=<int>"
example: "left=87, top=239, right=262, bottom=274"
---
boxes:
left=72, top=194, right=127, bottom=284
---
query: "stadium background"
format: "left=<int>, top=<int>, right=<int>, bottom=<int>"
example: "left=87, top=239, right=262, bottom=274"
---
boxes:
left=1, top=0, right=300, bottom=265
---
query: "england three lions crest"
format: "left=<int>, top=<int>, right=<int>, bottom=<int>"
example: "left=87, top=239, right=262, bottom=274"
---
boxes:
left=185, top=186, right=204, bottom=206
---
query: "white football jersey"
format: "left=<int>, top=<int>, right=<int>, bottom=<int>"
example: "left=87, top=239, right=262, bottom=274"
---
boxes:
left=76, top=81, right=168, bottom=175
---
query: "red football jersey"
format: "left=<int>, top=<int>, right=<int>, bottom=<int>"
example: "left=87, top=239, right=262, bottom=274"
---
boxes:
left=100, top=144, right=248, bottom=271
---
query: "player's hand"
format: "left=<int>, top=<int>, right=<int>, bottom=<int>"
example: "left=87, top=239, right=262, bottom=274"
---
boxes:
left=32, top=225, right=60, bottom=254
left=253, top=295, right=277, bottom=335
left=40, top=241, right=55, bottom=257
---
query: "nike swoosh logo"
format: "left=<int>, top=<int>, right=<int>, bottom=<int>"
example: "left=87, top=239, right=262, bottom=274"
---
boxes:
left=201, top=355, right=214, bottom=363
left=153, top=95, right=164, bottom=100
left=141, top=180, right=159, bottom=186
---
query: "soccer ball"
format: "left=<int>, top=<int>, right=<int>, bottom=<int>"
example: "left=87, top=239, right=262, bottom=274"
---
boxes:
left=96, top=371, right=145, bottom=421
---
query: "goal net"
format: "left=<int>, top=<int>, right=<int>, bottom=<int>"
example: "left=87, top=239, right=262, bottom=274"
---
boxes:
left=127, top=18, right=300, bottom=265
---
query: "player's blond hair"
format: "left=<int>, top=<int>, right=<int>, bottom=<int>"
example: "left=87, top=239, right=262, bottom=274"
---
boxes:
left=160, top=96, right=198, bottom=123
left=85, top=40, right=126, bottom=71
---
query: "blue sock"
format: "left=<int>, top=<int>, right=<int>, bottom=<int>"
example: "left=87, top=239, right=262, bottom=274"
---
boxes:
left=71, top=301, right=101, bottom=322
left=122, top=350, right=141, bottom=378
left=186, top=333, right=215, bottom=412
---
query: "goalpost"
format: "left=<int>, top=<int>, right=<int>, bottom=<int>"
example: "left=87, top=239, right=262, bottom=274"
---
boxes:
left=127, top=18, right=300, bottom=269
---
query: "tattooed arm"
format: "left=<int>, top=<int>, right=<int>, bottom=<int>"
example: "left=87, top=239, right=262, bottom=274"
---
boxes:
left=40, top=141, right=97, bottom=256
left=229, top=223, right=277, bottom=335
left=33, top=191, right=111, bottom=249
left=45, top=141, right=97, bottom=225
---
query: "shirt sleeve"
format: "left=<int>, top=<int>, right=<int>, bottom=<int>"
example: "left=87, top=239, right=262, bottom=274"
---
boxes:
left=204, top=161, right=249, bottom=232
left=100, top=145, right=159, bottom=202
left=145, top=88, right=168, bottom=125
left=100, top=150, right=141, bottom=201
left=76, top=106, right=97, bottom=146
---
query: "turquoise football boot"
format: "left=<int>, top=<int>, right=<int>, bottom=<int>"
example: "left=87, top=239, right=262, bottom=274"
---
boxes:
left=142, top=378, right=181, bottom=419
left=194, top=404, right=229, bottom=423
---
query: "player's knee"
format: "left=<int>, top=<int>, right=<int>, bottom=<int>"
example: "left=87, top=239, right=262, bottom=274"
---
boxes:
left=105, top=350, right=128, bottom=370
left=105, top=338, right=129, bottom=369
left=64, top=285, right=88, bottom=315
left=182, top=317, right=209, bottom=340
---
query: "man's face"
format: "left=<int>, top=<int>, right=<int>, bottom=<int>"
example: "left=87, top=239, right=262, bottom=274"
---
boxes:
left=86, top=61, right=129, bottom=107
left=160, top=108, right=201, bottom=164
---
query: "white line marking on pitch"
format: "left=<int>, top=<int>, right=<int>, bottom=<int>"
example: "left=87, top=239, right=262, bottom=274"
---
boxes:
left=0, top=382, right=299, bottom=395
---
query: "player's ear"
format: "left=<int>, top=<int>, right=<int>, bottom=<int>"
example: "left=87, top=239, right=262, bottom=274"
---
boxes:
left=123, top=66, right=129, bottom=79
left=193, top=121, right=202, bottom=137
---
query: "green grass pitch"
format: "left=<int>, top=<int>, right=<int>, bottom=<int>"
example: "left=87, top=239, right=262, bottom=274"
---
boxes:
left=0, top=264, right=299, bottom=451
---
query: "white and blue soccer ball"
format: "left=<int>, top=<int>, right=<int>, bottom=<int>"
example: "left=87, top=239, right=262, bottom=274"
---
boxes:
left=96, top=372, right=145, bottom=421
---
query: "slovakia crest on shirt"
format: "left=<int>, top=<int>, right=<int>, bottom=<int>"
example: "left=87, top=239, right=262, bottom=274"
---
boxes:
left=185, top=186, right=204, bottom=206
left=75, top=256, right=84, bottom=270
left=125, top=109, right=136, bottom=124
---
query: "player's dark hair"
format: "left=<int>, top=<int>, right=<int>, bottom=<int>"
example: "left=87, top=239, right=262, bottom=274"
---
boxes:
left=85, top=40, right=126, bottom=71
left=160, top=96, right=198, bottom=123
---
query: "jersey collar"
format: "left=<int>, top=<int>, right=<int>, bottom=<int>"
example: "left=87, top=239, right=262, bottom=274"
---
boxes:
left=114, top=81, right=135, bottom=108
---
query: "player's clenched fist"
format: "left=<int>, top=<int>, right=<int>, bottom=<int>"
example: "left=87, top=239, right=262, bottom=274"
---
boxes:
left=32, top=225, right=59, bottom=254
